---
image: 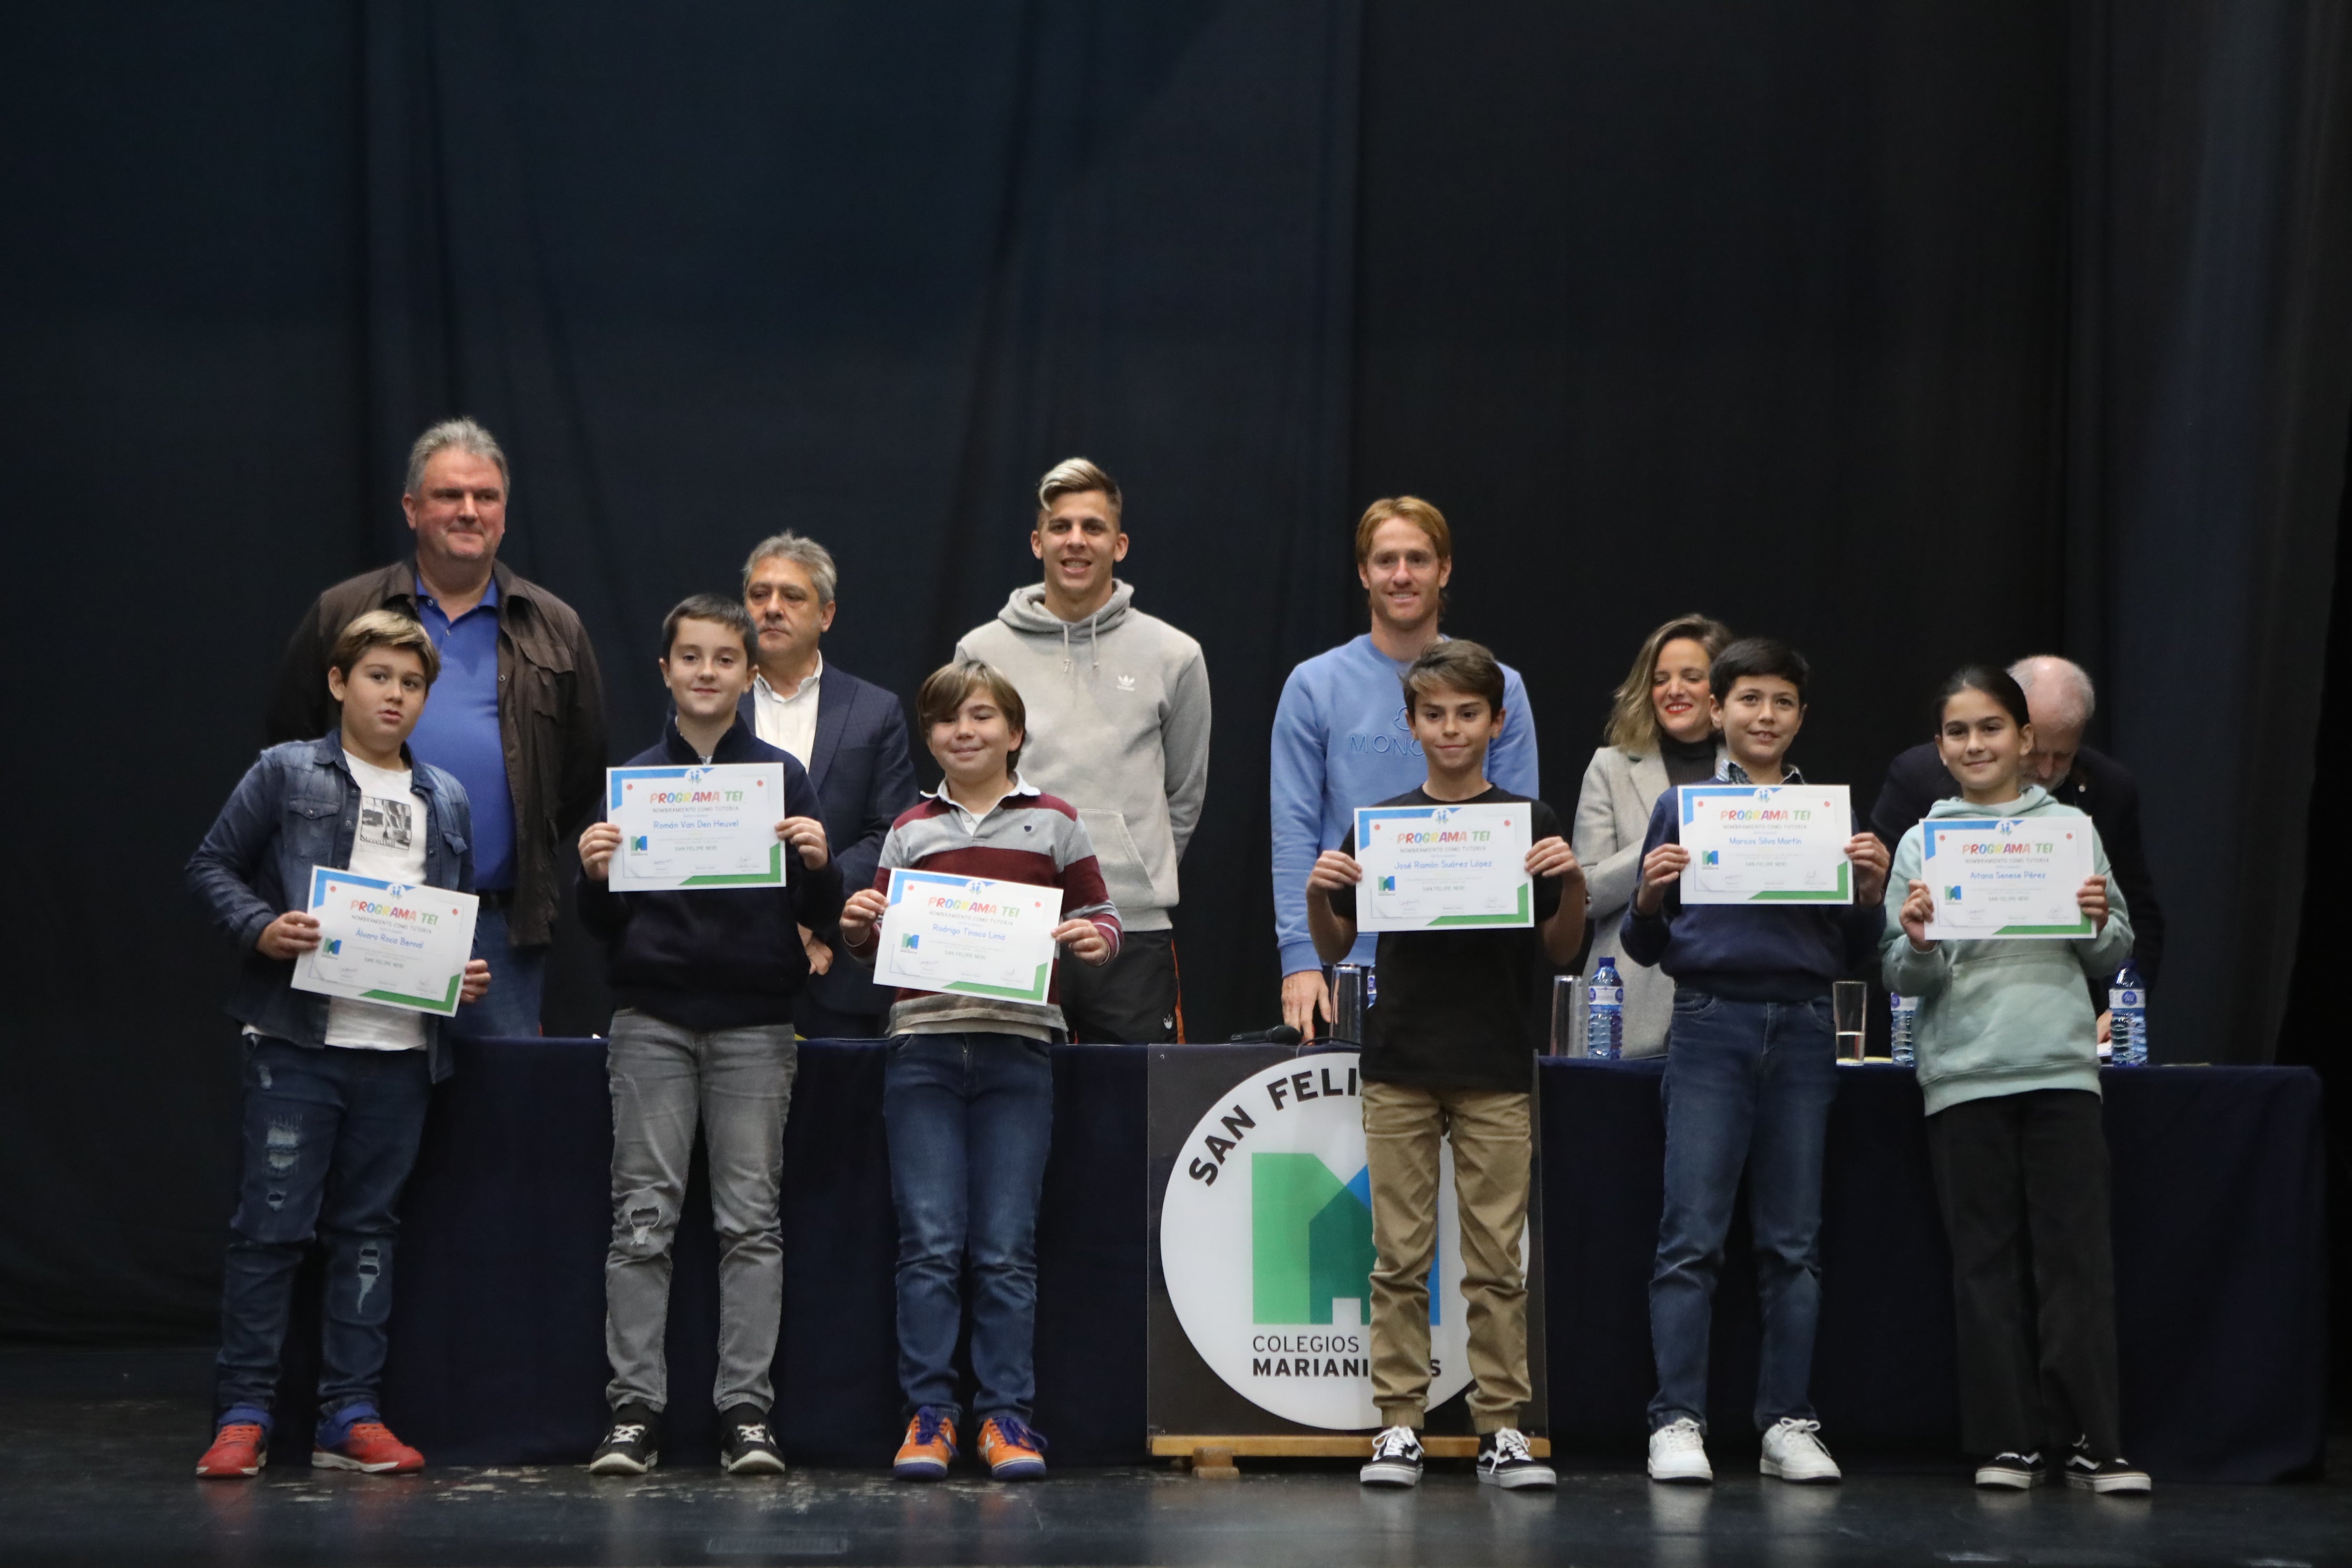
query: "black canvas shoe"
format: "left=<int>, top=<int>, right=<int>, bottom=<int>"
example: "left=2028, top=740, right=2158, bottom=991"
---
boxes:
left=720, top=1406, right=788, bottom=1476
left=1477, top=1428, right=1557, bottom=1490
left=1974, top=1451, right=2043, bottom=1489
left=589, top=1404, right=662, bottom=1476
left=1359, top=1425, right=1424, bottom=1488
left=2062, top=1448, right=2150, bottom=1495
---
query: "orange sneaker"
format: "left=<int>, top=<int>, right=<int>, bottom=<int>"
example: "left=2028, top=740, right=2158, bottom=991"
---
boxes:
left=894, top=1407, right=957, bottom=1480
left=893, top=1407, right=957, bottom=1481
left=312, top=1414, right=424, bottom=1474
left=977, top=1416, right=1047, bottom=1481
left=195, top=1422, right=268, bottom=1478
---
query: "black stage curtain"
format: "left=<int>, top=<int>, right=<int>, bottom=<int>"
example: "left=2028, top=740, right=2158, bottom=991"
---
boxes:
left=2, top=3, right=2346, bottom=1352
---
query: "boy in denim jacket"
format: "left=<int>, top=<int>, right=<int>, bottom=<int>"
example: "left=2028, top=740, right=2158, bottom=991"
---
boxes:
left=185, top=611, right=489, bottom=1477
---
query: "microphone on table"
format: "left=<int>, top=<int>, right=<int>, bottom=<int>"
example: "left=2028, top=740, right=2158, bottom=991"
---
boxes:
left=1228, top=1025, right=1304, bottom=1045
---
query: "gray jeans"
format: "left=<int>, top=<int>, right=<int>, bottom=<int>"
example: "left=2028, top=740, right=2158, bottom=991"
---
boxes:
left=604, top=1010, right=798, bottom=1414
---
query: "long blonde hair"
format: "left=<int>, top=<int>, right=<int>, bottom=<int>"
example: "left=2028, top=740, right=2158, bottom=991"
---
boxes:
left=1603, top=613, right=1733, bottom=752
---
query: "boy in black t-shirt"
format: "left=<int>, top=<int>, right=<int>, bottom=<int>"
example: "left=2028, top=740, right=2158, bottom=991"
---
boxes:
left=1306, top=640, right=1587, bottom=1492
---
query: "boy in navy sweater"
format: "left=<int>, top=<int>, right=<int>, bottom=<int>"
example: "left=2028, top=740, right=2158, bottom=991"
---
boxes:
left=1620, top=638, right=1888, bottom=1486
left=576, top=595, right=842, bottom=1477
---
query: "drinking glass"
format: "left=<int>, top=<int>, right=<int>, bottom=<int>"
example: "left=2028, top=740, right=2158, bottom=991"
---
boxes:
left=1551, top=974, right=1582, bottom=1056
left=1833, top=981, right=1868, bottom=1063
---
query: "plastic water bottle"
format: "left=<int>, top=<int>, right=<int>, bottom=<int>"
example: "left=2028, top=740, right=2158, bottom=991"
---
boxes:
left=1585, top=958, right=1624, bottom=1061
left=2108, top=964, right=2148, bottom=1066
left=1889, top=992, right=1918, bottom=1067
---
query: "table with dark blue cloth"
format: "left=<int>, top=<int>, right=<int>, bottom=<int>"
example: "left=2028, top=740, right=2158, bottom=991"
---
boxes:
left=378, top=1044, right=2322, bottom=1480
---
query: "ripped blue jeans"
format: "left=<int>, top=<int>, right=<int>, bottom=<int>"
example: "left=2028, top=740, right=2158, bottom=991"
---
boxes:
left=214, top=1036, right=432, bottom=1420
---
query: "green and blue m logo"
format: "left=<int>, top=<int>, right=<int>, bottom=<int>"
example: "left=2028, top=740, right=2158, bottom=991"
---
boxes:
left=1250, top=1153, right=1437, bottom=1326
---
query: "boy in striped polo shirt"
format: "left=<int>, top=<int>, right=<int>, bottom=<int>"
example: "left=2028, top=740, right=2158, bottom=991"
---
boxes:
left=837, top=660, right=1119, bottom=1482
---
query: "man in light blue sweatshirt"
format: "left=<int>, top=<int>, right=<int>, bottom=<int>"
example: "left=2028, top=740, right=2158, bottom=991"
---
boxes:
left=1270, top=496, right=1537, bottom=1034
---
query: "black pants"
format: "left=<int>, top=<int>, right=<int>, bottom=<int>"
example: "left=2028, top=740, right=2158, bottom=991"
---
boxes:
left=1055, top=929, right=1180, bottom=1043
left=795, top=994, right=886, bottom=1041
left=1924, top=1088, right=2123, bottom=1459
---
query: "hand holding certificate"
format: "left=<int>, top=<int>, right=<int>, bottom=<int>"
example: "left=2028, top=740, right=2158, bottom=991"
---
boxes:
left=872, top=869, right=1065, bottom=1002
left=290, top=868, right=481, bottom=1016
left=603, top=763, right=788, bottom=890
left=1919, top=819, right=2096, bottom=939
left=1676, top=784, right=1858, bottom=904
left=1352, top=801, right=1534, bottom=930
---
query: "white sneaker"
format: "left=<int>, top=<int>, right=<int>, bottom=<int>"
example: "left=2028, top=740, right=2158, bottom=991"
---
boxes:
left=1647, top=1417, right=1712, bottom=1483
left=1359, top=1425, right=1424, bottom=1488
left=1759, top=1417, right=1841, bottom=1483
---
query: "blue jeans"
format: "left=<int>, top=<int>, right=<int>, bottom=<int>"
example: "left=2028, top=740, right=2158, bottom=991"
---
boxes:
left=881, top=1033, right=1055, bottom=1425
left=215, top=1037, right=433, bottom=1423
left=450, top=902, right=545, bottom=1039
left=1648, top=991, right=1837, bottom=1434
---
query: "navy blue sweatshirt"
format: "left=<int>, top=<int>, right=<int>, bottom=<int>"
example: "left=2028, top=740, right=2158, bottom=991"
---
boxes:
left=1618, top=770, right=1884, bottom=1001
left=579, top=717, right=845, bottom=1031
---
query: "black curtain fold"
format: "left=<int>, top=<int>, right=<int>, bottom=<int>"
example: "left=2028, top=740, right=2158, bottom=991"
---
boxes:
left=1, top=0, right=2344, bottom=1347
left=2068, top=0, right=2352, bottom=1063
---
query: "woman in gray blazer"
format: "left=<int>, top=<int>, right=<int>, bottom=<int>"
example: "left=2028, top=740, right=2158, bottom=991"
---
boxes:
left=1572, top=614, right=1732, bottom=1056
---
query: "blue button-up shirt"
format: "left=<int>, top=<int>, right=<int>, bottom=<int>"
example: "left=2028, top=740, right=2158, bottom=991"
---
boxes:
left=409, top=574, right=516, bottom=889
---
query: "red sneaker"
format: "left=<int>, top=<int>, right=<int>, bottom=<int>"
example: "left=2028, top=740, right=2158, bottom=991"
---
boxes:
left=195, top=1422, right=268, bottom=1478
left=312, top=1419, right=424, bottom=1473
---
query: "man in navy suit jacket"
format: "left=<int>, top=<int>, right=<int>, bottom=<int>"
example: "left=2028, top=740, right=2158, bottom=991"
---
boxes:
left=739, top=533, right=919, bottom=1037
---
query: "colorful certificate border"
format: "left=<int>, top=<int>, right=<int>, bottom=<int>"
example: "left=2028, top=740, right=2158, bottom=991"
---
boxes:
left=1678, top=785, right=1850, bottom=902
left=607, top=765, right=784, bottom=887
left=304, top=866, right=469, bottom=1015
left=1922, top=819, right=2094, bottom=938
left=881, top=869, right=1057, bottom=1002
left=1354, top=805, right=1533, bottom=928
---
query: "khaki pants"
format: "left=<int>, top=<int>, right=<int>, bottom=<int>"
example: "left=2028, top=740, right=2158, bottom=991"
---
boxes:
left=1361, top=1079, right=1532, bottom=1432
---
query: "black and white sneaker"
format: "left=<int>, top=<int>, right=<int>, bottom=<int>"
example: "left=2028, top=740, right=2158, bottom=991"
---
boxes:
left=589, top=1404, right=662, bottom=1476
left=1359, top=1425, right=1424, bottom=1488
left=1974, top=1451, right=2043, bottom=1489
left=1477, top=1428, right=1556, bottom=1490
left=2062, top=1449, right=2150, bottom=1495
left=720, top=1406, right=787, bottom=1476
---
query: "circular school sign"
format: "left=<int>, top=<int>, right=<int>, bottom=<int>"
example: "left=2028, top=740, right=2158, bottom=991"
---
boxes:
left=1159, top=1054, right=1487, bottom=1429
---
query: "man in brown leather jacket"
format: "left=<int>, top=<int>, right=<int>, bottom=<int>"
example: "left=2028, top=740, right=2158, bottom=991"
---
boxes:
left=267, top=418, right=607, bottom=1036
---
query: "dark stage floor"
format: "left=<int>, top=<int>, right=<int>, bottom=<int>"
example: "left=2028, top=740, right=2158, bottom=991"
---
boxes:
left=3, top=1351, right=2346, bottom=1567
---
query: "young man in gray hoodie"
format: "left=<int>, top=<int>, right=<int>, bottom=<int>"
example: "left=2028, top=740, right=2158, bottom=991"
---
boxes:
left=955, top=458, right=1211, bottom=1042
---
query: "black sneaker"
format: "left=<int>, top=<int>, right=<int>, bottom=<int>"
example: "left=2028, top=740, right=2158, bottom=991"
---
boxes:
left=1477, top=1428, right=1557, bottom=1490
left=2062, top=1449, right=2150, bottom=1494
left=1974, top=1451, right=2043, bottom=1489
left=720, top=1405, right=787, bottom=1476
left=589, top=1404, right=662, bottom=1476
left=1359, top=1424, right=1424, bottom=1488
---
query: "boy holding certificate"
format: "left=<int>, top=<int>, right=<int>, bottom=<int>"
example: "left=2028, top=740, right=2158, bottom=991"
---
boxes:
left=1302, top=641, right=1587, bottom=1493
left=1620, top=638, right=1889, bottom=1487
left=185, top=611, right=491, bottom=1478
left=577, top=596, right=841, bottom=1478
left=1883, top=667, right=2144, bottom=1494
left=836, top=660, right=1120, bottom=1483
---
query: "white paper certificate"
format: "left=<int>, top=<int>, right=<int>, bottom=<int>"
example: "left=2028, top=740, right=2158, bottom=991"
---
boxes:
left=1353, top=801, right=1534, bottom=932
left=874, top=869, right=1065, bottom=1002
left=291, top=868, right=479, bottom=1017
left=606, top=763, right=787, bottom=891
left=1922, top=818, right=2094, bottom=939
left=1677, top=784, right=1854, bottom=905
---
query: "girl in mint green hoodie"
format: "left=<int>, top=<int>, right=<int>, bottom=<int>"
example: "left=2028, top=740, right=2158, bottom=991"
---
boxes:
left=1880, top=666, right=2149, bottom=1496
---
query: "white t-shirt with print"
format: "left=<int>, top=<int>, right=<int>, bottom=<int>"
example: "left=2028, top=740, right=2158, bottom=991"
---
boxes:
left=322, top=751, right=431, bottom=1052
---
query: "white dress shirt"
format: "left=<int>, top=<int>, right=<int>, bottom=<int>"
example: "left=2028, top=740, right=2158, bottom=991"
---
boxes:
left=750, top=656, right=823, bottom=767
